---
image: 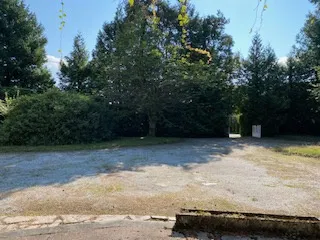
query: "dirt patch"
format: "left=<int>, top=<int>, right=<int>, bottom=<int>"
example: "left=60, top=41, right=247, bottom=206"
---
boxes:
left=7, top=184, right=243, bottom=216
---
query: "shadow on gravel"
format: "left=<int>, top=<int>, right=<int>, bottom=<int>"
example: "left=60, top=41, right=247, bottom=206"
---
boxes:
left=0, top=137, right=288, bottom=194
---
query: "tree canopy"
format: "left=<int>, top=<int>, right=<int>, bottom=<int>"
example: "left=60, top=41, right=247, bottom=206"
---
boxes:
left=0, top=0, right=54, bottom=97
left=59, top=33, right=90, bottom=93
left=90, top=1, right=235, bottom=136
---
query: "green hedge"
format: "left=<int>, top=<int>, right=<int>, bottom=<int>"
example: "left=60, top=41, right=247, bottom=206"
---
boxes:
left=157, top=86, right=230, bottom=138
left=0, top=90, right=114, bottom=145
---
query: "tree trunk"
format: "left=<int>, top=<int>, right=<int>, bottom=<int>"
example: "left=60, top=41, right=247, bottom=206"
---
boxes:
left=148, top=117, right=157, bottom=137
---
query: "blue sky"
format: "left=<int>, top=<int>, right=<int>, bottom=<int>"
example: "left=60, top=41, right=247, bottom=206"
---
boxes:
left=24, top=0, right=315, bottom=78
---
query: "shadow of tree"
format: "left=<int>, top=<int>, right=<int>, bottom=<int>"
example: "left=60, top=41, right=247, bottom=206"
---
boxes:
left=0, top=137, right=292, bottom=195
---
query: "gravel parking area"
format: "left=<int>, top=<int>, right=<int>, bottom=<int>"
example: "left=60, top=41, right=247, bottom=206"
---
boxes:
left=0, top=138, right=319, bottom=217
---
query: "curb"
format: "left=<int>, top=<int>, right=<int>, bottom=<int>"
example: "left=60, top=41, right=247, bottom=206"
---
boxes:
left=174, top=209, right=320, bottom=239
left=0, top=215, right=176, bottom=233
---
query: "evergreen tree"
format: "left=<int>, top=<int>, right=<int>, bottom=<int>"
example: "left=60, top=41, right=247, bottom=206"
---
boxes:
left=91, top=8, right=124, bottom=94
left=91, top=1, right=179, bottom=94
left=297, top=0, right=320, bottom=98
left=0, top=0, right=54, bottom=96
left=288, top=0, right=320, bottom=134
left=59, top=33, right=90, bottom=93
left=107, top=4, right=166, bottom=136
left=281, top=56, right=318, bottom=134
left=240, top=34, right=287, bottom=136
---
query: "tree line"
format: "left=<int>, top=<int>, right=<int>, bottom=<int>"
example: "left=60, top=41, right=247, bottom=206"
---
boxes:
left=0, top=0, right=319, bottom=145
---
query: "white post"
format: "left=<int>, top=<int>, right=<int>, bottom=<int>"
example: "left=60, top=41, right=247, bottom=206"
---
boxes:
left=252, top=125, right=261, bottom=138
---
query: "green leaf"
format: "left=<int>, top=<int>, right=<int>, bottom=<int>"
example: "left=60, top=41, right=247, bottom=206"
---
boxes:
left=128, top=0, right=134, bottom=7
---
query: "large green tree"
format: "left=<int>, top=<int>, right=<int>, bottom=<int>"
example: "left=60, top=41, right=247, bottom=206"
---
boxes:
left=280, top=55, right=318, bottom=134
left=157, top=8, right=235, bottom=137
left=59, top=33, right=90, bottom=93
left=239, top=34, right=287, bottom=136
left=286, top=0, right=320, bottom=134
left=91, top=1, right=180, bottom=93
left=0, top=0, right=54, bottom=95
left=91, top=7, right=125, bottom=93
left=101, top=4, right=168, bottom=136
left=91, top=1, right=235, bottom=137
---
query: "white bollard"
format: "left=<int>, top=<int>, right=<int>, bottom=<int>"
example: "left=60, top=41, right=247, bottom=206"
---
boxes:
left=252, top=125, right=261, bottom=138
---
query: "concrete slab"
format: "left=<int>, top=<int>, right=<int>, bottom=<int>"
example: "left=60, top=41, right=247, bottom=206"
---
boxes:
left=174, top=210, right=320, bottom=240
left=32, top=216, right=57, bottom=225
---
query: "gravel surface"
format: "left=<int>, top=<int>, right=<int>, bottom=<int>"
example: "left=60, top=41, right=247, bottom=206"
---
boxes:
left=0, top=138, right=319, bottom=217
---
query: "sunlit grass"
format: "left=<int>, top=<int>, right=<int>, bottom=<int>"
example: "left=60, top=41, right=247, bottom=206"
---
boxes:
left=0, top=137, right=181, bottom=154
left=274, top=145, right=320, bottom=158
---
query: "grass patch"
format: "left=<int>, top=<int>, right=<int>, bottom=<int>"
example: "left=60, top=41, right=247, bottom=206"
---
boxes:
left=274, top=145, right=320, bottom=158
left=276, top=135, right=320, bottom=143
left=0, top=137, right=181, bottom=154
left=262, top=184, right=277, bottom=188
left=245, top=149, right=317, bottom=180
left=284, top=183, right=306, bottom=189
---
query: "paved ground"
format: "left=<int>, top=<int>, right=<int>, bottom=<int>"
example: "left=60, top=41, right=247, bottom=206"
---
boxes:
left=0, top=138, right=319, bottom=218
left=0, top=215, right=287, bottom=240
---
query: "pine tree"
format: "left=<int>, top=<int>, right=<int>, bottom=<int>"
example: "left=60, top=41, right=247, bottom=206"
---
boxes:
left=289, top=0, right=320, bottom=134
left=240, top=34, right=265, bottom=135
left=282, top=56, right=318, bottom=134
left=0, top=0, right=54, bottom=96
left=107, top=4, right=166, bottom=136
left=91, top=8, right=124, bottom=93
left=59, top=33, right=90, bottom=93
left=240, top=34, right=287, bottom=136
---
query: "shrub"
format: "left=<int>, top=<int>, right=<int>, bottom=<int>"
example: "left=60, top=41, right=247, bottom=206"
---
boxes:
left=111, top=107, right=148, bottom=137
left=157, top=89, right=230, bottom=138
left=0, top=89, right=114, bottom=145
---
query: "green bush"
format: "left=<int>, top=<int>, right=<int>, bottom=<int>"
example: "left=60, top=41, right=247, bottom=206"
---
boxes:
left=0, top=90, right=114, bottom=145
left=111, top=107, right=148, bottom=137
left=157, top=86, right=230, bottom=138
left=157, top=104, right=229, bottom=137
